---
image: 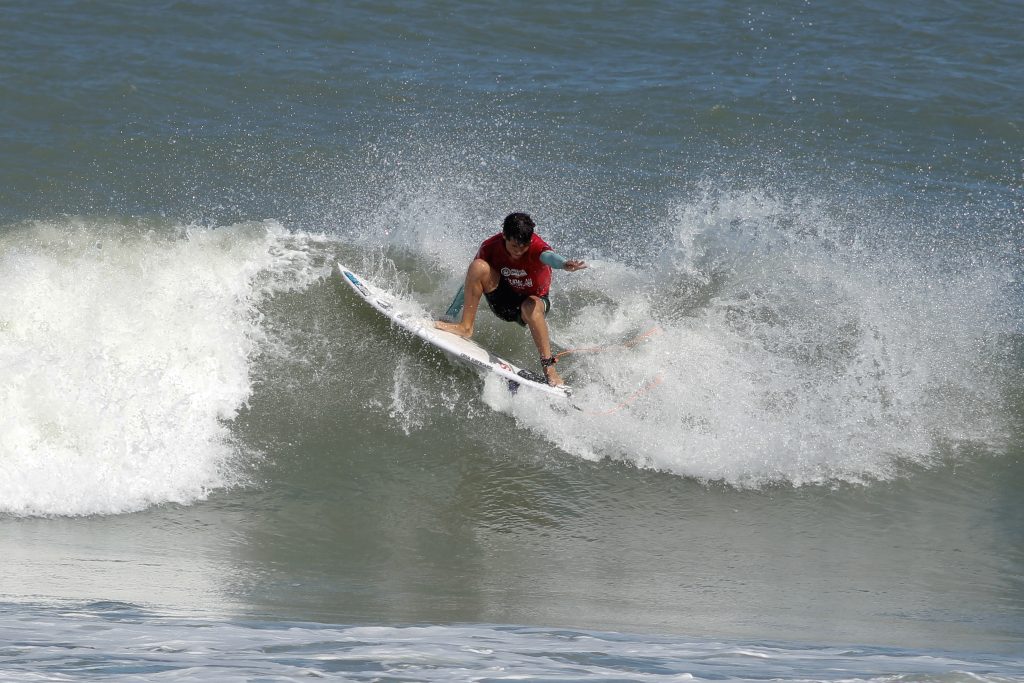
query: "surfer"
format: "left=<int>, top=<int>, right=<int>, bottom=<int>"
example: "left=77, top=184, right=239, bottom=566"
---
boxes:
left=435, top=212, right=587, bottom=386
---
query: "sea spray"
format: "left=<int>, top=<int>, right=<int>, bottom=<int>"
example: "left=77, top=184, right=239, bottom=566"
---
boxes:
left=486, top=188, right=1013, bottom=485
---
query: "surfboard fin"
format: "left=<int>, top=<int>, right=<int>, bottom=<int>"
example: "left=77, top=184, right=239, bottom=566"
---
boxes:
left=441, top=284, right=465, bottom=322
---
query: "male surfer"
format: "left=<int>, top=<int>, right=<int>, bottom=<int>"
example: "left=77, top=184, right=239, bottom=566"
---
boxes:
left=435, top=212, right=587, bottom=386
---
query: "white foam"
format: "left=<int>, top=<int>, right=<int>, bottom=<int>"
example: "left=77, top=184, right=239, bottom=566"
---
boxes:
left=0, top=219, right=319, bottom=516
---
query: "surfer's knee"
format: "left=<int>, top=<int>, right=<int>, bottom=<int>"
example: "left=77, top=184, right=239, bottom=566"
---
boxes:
left=467, top=258, right=492, bottom=279
left=467, top=259, right=498, bottom=291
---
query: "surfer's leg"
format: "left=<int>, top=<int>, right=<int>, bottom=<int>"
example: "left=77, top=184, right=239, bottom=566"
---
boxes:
left=435, top=258, right=498, bottom=338
left=521, top=295, right=563, bottom=386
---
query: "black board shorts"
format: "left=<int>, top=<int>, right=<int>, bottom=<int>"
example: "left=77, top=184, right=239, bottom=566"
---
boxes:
left=484, top=277, right=550, bottom=325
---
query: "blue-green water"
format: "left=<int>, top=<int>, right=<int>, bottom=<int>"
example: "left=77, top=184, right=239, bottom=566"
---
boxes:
left=1, top=1, right=1023, bottom=680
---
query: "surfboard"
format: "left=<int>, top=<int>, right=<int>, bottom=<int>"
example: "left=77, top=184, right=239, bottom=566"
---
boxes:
left=336, top=264, right=571, bottom=399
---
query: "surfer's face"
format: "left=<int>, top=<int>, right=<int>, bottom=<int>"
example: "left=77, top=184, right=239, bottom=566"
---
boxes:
left=504, top=238, right=530, bottom=260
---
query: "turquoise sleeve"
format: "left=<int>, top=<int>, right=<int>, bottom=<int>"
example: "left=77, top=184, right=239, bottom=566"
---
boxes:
left=540, top=251, right=569, bottom=269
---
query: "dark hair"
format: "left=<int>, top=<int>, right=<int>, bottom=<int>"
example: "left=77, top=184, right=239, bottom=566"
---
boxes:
left=502, top=212, right=535, bottom=245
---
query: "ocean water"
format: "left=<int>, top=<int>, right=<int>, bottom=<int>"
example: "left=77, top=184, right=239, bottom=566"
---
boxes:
left=2, top=1, right=1023, bottom=680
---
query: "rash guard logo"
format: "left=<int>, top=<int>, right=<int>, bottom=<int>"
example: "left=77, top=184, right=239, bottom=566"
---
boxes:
left=501, top=267, right=533, bottom=290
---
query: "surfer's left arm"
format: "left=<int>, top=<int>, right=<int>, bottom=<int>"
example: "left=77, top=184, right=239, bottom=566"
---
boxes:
left=540, top=251, right=588, bottom=272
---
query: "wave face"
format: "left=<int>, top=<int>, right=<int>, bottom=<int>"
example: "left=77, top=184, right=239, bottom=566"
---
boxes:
left=0, top=220, right=318, bottom=516
left=2, top=182, right=1016, bottom=517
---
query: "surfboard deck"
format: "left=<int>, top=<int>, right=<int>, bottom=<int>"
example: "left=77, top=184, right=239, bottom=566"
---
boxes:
left=337, top=264, right=571, bottom=399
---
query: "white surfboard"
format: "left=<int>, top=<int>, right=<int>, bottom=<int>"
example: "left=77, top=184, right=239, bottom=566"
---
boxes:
left=337, top=264, right=571, bottom=399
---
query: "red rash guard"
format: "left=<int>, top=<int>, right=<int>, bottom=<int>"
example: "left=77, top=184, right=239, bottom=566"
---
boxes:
left=476, top=232, right=553, bottom=297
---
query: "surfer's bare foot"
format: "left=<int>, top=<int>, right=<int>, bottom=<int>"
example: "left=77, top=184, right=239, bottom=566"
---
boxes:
left=435, top=320, right=473, bottom=338
left=543, top=365, right=564, bottom=386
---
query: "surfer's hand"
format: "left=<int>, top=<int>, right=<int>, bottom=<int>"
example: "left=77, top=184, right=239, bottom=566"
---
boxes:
left=564, top=260, right=587, bottom=272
